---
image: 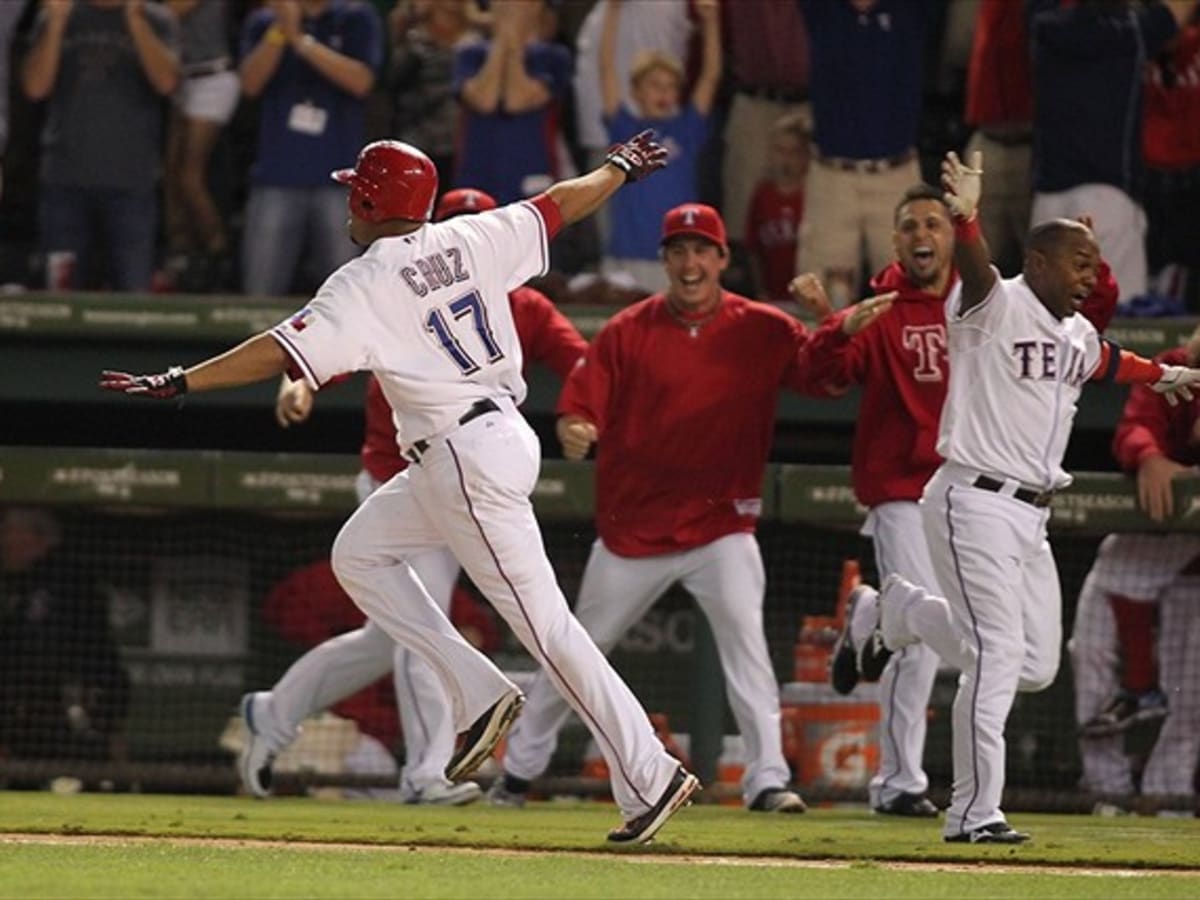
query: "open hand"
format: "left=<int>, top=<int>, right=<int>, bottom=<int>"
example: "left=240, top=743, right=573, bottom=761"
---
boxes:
left=941, top=150, right=983, bottom=221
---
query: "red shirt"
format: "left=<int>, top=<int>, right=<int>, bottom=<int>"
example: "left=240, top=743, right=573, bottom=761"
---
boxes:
left=1113, top=347, right=1200, bottom=470
left=804, top=260, right=1118, bottom=508
left=557, top=292, right=830, bottom=557
left=1143, top=24, right=1200, bottom=170
left=805, top=263, right=954, bottom=507
left=744, top=180, right=804, bottom=302
left=360, top=285, right=588, bottom=482
left=965, top=1, right=1033, bottom=127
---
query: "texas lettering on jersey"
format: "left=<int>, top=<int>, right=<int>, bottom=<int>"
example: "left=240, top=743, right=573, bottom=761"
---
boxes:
left=1012, top=340, right=1090, bottom=386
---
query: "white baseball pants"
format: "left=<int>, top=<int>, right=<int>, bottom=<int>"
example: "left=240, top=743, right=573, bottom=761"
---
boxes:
left=331, top=400, right=680, bottom=818
left=864, top=502, right=943, bottom=808
left=1070, top=534, right=1200, bottom=798
left=502, top=532, right=792, bottom=806
left=890, top=463, right=1061, bottom=836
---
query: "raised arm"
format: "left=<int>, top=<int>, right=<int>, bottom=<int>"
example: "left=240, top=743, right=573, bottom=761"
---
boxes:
left=544, top=130, right=668, bottom=225
left=941, top=149, right=995, bottom=315
left=21, top=1, right=72, bottom=102
left=498, top=2, right=552, bottom=113
left=598, top=0, right=621, bottom=119
left=240, top=4, right=299, bottom=99
left=459, top=30, right=507, bottom=113
left=691, top=0, right=722, bottom=115
left=125, top=0, right=180, bottom=96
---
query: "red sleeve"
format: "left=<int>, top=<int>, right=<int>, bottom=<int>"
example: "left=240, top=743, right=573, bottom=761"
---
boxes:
left=1078, top=259, right=1118, bottom=333
left=262, top=560, right=366, bottom=646
left=556, top=322, right=617, bottom=432
left=528, top=192, right=564, bottom=241
left=510, top=287, right=588, bottom=380
left=801, top=308, right=867, bottom=385
left=1112, top=349, right=1188, bottom=470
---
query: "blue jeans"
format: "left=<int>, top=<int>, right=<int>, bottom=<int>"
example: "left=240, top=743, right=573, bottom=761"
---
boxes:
left=39, top=183, right=158, bottom=291
left=241, top=185, right=359, bottom=296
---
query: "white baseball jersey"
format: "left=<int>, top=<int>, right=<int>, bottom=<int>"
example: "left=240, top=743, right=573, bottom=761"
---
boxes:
left=270, top=200, right=552, bottom=448
left=937, top=268, right=1104, bottom=491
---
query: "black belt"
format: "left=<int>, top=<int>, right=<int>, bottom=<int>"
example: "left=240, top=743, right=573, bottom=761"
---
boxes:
left=815, top=147, right=917, bottom=174
left=405, top=398, right=500, bottom=464
left=972, top=475, right=1055, bottom=509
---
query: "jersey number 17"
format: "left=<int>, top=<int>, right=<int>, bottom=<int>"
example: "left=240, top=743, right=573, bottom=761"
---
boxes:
left=425, top=290, right=506, bottom=375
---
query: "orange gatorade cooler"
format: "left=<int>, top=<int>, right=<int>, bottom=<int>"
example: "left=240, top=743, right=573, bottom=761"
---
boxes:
left=780, top=681, right=880, bottom=790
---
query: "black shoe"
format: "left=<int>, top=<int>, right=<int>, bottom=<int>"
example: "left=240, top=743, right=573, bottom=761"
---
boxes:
left=445, top=689, right=524, bottom=782
left=874, top=792, right=939, bottom=817
left=749, top=787, right=807, bottom=813
left=945, top=821, right=1030, bottom=844
left=859, top=628, right=893, bottom=682
left=830, top=587, right=870, bottom=696
left=607, top=766, right=700, bottom=844
left=1079, top=689, right=1169, bottom=738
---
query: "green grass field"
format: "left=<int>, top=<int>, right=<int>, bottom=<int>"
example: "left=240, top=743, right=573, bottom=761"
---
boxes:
left=1, top=792, right=1197, bottom=899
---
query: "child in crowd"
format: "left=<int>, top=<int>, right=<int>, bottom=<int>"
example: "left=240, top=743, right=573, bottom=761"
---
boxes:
left=599, top=0, right=720, bottom=294
left=745, top=112, right=809, bottom=304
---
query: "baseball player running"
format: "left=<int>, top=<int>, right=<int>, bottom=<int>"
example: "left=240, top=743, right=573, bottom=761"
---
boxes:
left=100, top=133, right=700, bottom=844
left=807, top=186, right=1118, bottom=818
left=833, top=149, right=1200, bottom=843
left=489, top=203, right=845, bottom=814
left=240, top=187, right=588, bottom=806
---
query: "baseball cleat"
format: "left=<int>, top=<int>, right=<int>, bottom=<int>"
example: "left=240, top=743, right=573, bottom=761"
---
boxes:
left=1079, top=689, right=1169, bottom=738
left=858, top=628, right=893, bottom=683
left=445, top=688, right=525, bottom=782
left=486, top=774, right=530, bottom=808
left=944, top=821, right=1030, bottom=844
left=607, top=766, right=700, bottom=844
left=238, top=692, right=276, bottom=799
left=749, top=787, right=807, bottom=813
left=408, top=780, right=483, bottom=806
left=830, top=584, right=877, bottom=695
left=874, top=792, right=939, bottom=817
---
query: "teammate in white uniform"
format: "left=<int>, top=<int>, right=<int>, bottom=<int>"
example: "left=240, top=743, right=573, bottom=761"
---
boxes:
left=840, top=150, right=1200, bottom=843
left=100, top=133, right=700, bottom=844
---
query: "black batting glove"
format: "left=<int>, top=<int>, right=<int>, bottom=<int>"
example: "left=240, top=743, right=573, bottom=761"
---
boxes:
left=604, top=129, right=669, bottom=184
left=99, top=366, right=188, bottom=399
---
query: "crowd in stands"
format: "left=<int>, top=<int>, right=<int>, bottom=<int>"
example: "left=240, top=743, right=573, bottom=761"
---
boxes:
left=0, top=0, right=1195, bottom=312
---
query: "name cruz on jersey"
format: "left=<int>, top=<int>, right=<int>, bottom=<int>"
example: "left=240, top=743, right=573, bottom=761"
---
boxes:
left=401, top=248, right=472, bottom=297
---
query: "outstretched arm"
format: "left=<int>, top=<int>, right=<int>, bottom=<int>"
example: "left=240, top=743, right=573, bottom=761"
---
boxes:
left=544, top=130, right=668, bottom=225
left=100, top=333, right=290, bottom=399
left=942, top=150, right=995, bottom=316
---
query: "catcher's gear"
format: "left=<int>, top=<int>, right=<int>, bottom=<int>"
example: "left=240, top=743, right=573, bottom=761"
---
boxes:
left=331, top=140, right=438, bottom=224
left=99, top=366, right=188, bottom=399
left=1151, top=365, right=1200, bottom=407
left=605, top=129, right=669, bottom=184
left=941, top=149, right=983, bottom=221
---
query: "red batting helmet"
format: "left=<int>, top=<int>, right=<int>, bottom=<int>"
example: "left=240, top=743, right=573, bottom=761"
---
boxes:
left=331, top=140, right=438, bottom=223
left=434, top=188, right=499, bottom=222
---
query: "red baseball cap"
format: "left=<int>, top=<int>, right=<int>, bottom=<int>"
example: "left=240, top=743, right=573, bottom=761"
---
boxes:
left=435, top=188, right=499, bottom=221
left=660, top=203, right=727, bottom=250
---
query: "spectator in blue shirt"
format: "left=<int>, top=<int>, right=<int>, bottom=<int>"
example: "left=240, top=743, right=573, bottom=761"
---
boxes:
left=453, top=0, right=570, bottom=205
left=796, top=0, right=925, bottom=308
left=238, top=0, right=383, bottom=297
left=599, top=0, right=721, bottom=294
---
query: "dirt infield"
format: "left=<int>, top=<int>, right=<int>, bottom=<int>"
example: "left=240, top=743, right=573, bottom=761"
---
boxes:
left=4, top=832, right=1198, bottom=879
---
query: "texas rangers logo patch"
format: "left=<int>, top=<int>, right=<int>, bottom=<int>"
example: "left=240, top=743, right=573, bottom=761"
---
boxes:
left=288, top=308, right=314, bottom=332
